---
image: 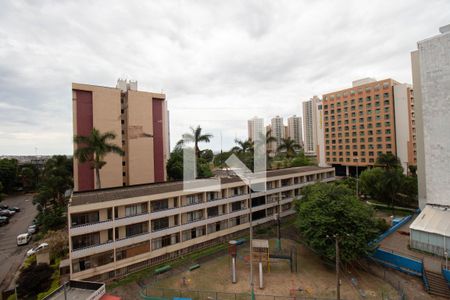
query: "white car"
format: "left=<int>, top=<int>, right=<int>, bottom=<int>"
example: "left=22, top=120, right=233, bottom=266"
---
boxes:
left=28, top=225, right=37, bottom=234
left=26, top=243, right=49, bottom=257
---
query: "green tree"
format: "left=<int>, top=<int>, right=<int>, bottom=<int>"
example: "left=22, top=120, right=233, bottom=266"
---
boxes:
left=376, top=153, right=401, bottom=170
left=74, top=128, right=124, bottom=189
left=0, top=181, right=4, bottom=201
left=166, top=146, right=184, bottom=180
left=295, top=183, right=380, bottom=263
left=0, top=158, right=18, bottom=193
left=277, top=138, right=300, bottom=158
left=290, top=151, right=313, bottom=167
left=20, top=166, right=38, bottom=192
left=177, top=125, right=213, bottom=159
left=17, top=263, right=53, bottom=299
left=231, top=138, right=254, bottom=154
left=200, top=149, right=214, bottom=162
left=213, top=151, right=232, bottom=168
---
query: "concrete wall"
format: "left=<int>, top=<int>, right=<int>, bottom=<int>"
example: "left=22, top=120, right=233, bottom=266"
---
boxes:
left=394, top=84, right=411, bottom=174
left=418, top=29, right=450, bottom=206
left=411, top=51, right=427, bottom=209
left=127, top=90, right=155, bottom=185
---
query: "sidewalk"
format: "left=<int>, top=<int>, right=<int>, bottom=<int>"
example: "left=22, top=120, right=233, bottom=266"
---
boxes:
left=379, top=215, right=445, bottom=273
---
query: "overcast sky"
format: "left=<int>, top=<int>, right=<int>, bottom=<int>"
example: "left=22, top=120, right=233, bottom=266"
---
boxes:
left=0, top=0, right=449, bottom=155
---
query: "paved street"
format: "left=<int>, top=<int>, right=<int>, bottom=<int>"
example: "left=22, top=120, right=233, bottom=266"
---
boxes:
left=0, top=193, right=37, bottom=292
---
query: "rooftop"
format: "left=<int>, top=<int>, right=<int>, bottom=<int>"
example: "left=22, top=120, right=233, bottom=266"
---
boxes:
left=43, top=281, right=105, bottom=300
left=71, top=166, right=333, bottom=206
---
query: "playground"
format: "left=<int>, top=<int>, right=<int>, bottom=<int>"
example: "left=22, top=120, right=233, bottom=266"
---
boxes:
left=109, top=238, right=398, bottom=299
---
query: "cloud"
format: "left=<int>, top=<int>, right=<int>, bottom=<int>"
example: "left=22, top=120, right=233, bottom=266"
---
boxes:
left=0, top=0, right=449, bottom=154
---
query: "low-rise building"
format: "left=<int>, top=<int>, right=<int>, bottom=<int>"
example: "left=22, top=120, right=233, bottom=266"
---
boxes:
left=67, top=166, right=335, bottom=281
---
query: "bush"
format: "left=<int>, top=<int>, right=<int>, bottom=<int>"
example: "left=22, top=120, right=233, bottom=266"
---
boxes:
left=17, top=263, right=53, bottom=298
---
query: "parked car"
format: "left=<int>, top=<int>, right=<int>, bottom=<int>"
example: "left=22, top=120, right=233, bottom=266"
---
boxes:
left=28, top=224, right=38, bottom=234
left=0, top=209, right=15, bottom=217
left=9, top=207, right=20, bottom=212
left=0, top=216, right=9, bottom=226
left=26, top=243, right=49, bottom=257
left=17, top=233, right=32, bottom=246
left=0, top=210, right=11, bottom=217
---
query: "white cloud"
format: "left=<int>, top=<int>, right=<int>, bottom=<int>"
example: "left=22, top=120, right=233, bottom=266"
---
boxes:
left=0, top=0, right=449, bottom=154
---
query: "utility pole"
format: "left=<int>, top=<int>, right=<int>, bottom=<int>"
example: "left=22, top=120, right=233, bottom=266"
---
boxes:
left=249, top=180, right=254, bottom=295
left=276, top=194, right=281, bottom=251
left=335, top=234, right=340, bottom=300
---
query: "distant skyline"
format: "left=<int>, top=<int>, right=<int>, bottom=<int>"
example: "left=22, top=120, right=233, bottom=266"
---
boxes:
left=0, top=0, right=449, bottom=155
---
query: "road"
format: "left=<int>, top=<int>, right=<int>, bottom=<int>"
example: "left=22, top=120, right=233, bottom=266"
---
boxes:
left=0, top=193, right=37, bottom=292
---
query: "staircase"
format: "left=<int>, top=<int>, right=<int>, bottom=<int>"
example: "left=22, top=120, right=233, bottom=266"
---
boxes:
left=425, top=270, right=450, bottom=298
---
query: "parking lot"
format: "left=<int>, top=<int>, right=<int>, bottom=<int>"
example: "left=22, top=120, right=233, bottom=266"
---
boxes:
left=0, top=193, right=37, bottom=292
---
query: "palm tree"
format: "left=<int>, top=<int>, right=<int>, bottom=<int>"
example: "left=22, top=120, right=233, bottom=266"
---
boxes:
left=177, top=125, right=213, bottom=159
left=277, top=138, right=301, bottom=158
left=231, top=138, right=253, bottom=154
left=74, top=128, right=125, bottom=189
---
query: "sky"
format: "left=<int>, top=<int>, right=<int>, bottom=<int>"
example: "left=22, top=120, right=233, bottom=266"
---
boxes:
left=0, top=0, right=449, bottom=155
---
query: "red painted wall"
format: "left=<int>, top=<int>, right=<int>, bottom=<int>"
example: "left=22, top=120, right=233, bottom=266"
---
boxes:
left=75, top=90, right=94, bottom=191
left=152, top=99, right=164, bottom=182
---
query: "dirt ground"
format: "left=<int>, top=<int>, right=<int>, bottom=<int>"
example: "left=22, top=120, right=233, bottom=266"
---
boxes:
left=110, top=239, right=398, bottom=299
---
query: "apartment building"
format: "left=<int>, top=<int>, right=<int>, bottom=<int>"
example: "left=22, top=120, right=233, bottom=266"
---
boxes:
left=303, top=96, right=321, bottom=155
left=270, top=116, right=285, bottom=148
left=321, top=78, right=416, bottom=175
left=67, top=166, right=335, bottom=281
left=247, top=116, right=264, bottom=141
left=72, top=79, right=169, bottom=191
left=287, top=115, right=303, bottom=147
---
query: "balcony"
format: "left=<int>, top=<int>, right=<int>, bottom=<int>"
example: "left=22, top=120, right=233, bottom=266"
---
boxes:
left=71, top=241, right=115, bottom=259
left=114, top=212, right=149, bottom=227
left=70, top=219, right=113, bottom=236
left=114, top=232, right=151, bottom=249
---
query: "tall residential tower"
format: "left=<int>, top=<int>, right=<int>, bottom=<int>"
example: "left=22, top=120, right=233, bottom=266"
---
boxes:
left=72, top=79, right=169, bottom=191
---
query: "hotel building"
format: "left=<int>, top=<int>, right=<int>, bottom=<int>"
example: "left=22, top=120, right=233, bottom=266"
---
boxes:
left=321, top=78, right=416, bottom=175
left=72, top=79, right=169, bottom=191
left=67, top=166, right=335, bottom=281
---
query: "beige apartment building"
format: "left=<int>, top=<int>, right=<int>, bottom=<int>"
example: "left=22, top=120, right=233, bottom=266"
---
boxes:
left=67, top=166, right=335, bottom=282
left=321, top=78, right=416, bottom=175
left=72, top=79, right=169, bottom=191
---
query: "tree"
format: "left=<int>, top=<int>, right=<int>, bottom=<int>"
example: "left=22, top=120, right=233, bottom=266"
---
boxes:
left=295, top=183, right=380, bottom=263
left=17, top=263, right=53, bottom=298
left=0, top=182, right=4, bottom=202
left=277, top=138, right=300, bottom=158
left=290, top=151, right=313, bottom=167
left=231, top=139, right=254, bottom=154
left=359, top=167, right=410, bottom=212
left=376, top=153, right=401, bottom=170
left=20, top=165, right=38, bottom=192
left=200, top=149, right=214, bottom=162
left=0, top=158, right=18, bottom=193
left=166, top=146, right=184, bottom=180
left=177, top=125, right=213, bottom=159
left=74, top=128, right=124, bottom=189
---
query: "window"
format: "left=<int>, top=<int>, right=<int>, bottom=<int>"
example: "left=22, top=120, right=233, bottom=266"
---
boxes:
left=151, top=199, right=169, bottom=212
left=125, top=203, right=147, bottom=217
left=126, top=222, right=147, bottom=237
left=152, top=217, right=169, bottom=231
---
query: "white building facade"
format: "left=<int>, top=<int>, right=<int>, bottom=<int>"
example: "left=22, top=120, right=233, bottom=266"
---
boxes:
left=410, top=25, right=450, bottom=257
